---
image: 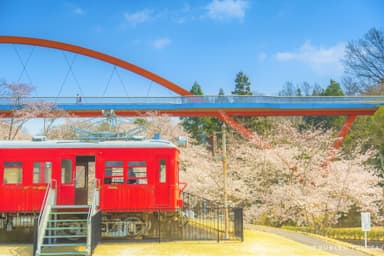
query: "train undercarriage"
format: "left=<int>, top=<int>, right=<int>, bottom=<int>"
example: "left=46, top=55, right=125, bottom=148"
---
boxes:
left=101, top=211, right=187, bottom=239
left=0, top=211, right=187, bottom=242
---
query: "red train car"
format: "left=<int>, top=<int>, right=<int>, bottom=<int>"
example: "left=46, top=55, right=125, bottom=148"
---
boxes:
left=0, top=138, right=185, bottom=239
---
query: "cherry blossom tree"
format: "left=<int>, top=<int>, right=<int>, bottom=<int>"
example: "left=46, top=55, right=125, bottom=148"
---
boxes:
left=0, top=83, right=70, bottom=139
left=223, top=121, right=382, bottom=228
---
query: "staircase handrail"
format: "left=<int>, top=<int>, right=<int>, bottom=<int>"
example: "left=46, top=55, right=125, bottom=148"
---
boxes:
left=88, top=178, right=100, bottom=217
left=36, top=179, right=57, bottom=255
left=37, top=182, right=50, bottom=225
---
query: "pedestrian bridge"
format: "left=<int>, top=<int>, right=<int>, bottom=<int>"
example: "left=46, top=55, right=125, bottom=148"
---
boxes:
left=0, top=95, right=382, bottom=118
left=1, top=36, right=382, bottom=147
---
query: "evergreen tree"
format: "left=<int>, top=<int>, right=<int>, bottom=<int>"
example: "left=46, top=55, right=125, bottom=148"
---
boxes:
left=323, top=80, right=344, bottom=96
left=232, top=71, right=253, bottom=95
left=230, top=72, right=273, bottom=134
left=190, top=82, right=203, bottom=95
left=181, top=82, right=221, bottom=144
left=304, top=80, right=345, bottom=129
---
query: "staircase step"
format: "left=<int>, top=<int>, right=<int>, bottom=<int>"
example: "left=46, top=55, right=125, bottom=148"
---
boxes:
left=44, top=234, right=86, bottom=239
left=38, top=252, right=87, bottom=256
left=46, top=227, right=86, bottom=231
left=48, top=219, right=87, bottom=223
left=42, top=243, right=87, bottom=247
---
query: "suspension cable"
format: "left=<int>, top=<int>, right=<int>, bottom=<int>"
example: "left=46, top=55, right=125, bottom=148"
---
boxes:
left=62, top=53, right=85, bottom=97
left=56, top=53, right=74, bottom=99
left=114, top=66, right=129, bottom=96
left=102, top=65, right=116, bottom=97
left=12, top=44, right=34, bottom=86
left=146, top=81, right=153, bottom=97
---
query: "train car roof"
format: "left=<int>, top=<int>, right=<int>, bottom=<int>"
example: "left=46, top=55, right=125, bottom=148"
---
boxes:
left=0, top=139, right=178, bottom=149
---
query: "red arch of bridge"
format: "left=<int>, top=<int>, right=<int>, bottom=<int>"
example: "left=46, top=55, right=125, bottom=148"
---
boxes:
left=0, top=36, right=259, bottom=144
left=0, top=36, right=192, bottom=96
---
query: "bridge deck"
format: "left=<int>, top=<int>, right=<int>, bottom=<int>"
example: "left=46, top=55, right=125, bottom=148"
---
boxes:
left=0, top=96, right=382, bottom=117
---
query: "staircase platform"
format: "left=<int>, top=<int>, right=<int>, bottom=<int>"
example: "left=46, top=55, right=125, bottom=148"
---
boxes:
left=42, top=243, right=87, bottom=247
left=38, top=252, right=88, bottom=256
left=52, top=205, right=90, bottom=209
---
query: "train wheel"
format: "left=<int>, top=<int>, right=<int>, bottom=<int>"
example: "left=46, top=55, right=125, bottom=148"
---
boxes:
left=124, top=216, right=150, bottom=238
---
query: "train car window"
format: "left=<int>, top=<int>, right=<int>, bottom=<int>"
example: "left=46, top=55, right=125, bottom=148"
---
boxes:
left=3, top=162, right=22, bottom=184
left=127, top=161, right=147, bottom=184
left=159, top=160, right=166, bottom=183
left=104, top=161, right=124, bottom=184
left=75, top=166, right=86, bottom=188
left=33, top=162, right=52, bottom=184
left=61, top=160, right=73, bottom=184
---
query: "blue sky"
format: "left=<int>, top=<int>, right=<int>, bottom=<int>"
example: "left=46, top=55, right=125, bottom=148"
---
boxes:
left=0, top=0, right=383, bottom=97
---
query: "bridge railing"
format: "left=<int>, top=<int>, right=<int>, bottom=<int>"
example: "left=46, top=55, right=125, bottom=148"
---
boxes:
left=0, top=95, right=383, bottom=106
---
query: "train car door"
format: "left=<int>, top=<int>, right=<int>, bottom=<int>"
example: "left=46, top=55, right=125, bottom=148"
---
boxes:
left=155, top=158, right=169, bottom=207
left=75, top=156, right=95, bottom=205
left=57, top=157, right=75, bottom=205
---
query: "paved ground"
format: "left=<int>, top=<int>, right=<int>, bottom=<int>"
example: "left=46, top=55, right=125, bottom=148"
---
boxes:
left=1, top=227, right=382, bottom=256
left=0, top=230, right=337, bottom=256
left=92, top=229, right=338, bottom=256
left=250, top=225, right=381, bottom=256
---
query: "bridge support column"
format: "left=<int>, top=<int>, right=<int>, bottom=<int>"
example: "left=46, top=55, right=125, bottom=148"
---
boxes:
left=326, top=115, right=358, bottom=164
left=333, top=115, right=357, bottom=150
left=216, top=112, right=271, bottom=149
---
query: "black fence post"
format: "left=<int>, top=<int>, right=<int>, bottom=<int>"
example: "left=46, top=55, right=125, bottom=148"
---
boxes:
left=158, top=209, right=161, bottom=243
left=217, top=208, right=220, bottom=243
left=91, top=211, right=102, bottom=254
left=241, top=208, right=243, bottom=241
left=234, top=208, right=244, bottom=242
left=33, top=217, right=38, bottom=256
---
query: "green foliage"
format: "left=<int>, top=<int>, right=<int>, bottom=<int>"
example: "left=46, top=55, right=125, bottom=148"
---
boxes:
left=335, top=205, right=362, bottom=228
left=190, top=82, right=204, bottom=95
left=134, top=118, right=147, bottom=126
left=303, top=80, right=346, bottom=130
left=343, top=107, right=384, bottom=176
left=253, top=213, right=276, bottom=226
left=323, top=80, right=344, bottom=96
left=230, top=71, right=274, bottom=134
left=181, top=82, right=222, bottom=144
left=232, top=71, right=252, bottom=95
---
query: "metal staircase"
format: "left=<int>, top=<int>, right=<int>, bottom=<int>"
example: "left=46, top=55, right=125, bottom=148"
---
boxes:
left=34, top=180, right=101, bottom=256
left=38, top=205, right=89, bottom=256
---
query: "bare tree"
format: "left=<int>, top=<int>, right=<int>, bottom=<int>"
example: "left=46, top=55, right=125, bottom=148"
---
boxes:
left=344, top=28, right=384, bottom=93
left=342, top=77, right=364, bottom=96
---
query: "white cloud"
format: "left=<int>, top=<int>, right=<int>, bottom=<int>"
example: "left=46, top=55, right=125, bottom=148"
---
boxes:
left=151, top=38, right=171, bottom=49
left=72, top=7, right=85, bottom=15
left=206, top=0, right=249, bottom=20
left=124, top=9, right=154, bottom=25
left=275, top=41, right=345, bottom=75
